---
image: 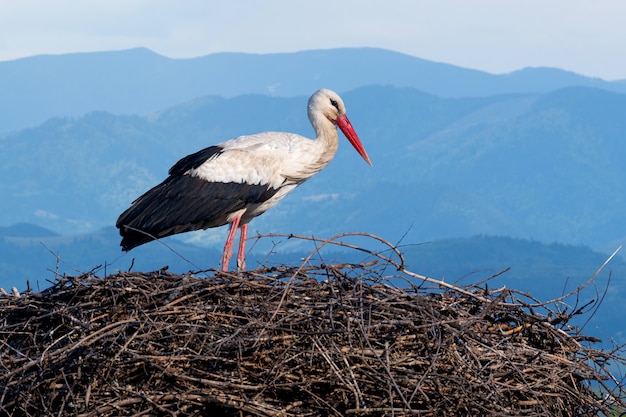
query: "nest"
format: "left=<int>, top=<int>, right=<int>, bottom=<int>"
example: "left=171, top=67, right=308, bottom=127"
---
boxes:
left=1, top=234, right=625, bottom=416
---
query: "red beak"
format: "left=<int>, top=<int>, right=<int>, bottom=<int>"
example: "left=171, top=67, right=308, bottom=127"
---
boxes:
left=336, top=114, right=372, bottom=166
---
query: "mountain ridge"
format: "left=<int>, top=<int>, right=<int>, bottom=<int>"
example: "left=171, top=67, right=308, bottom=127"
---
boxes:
left=1, top=47, right=625, bottom=133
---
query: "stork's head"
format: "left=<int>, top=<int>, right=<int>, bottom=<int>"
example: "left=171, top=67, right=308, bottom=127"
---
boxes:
left=308, top=88, right=347, bottom=124
left=308, top=89, right=372, bottom=166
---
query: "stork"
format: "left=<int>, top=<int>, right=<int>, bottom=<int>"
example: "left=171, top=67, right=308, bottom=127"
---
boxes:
left=116, top=88, right=371, bottom=271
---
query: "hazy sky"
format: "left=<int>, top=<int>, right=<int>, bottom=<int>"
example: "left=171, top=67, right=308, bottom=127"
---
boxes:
left=0, top=0, right=624, bottom=80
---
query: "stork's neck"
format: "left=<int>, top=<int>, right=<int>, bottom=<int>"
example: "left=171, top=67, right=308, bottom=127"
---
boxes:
left=310, top=111, right=339, bottom=169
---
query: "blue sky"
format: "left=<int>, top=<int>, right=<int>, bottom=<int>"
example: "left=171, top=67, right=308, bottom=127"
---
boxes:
left=0, top=0, right=624, bottom=80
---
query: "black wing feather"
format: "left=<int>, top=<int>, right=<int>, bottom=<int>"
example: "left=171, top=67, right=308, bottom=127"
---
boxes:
left=168, top=146, right=224, bottom=176
left=116, top=174, right=279, bottom=251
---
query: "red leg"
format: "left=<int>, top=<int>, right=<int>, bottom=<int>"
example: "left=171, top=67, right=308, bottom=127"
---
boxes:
left=221, top=216, right=241, bottom=271
left=237, top=223, right=248, bottom=271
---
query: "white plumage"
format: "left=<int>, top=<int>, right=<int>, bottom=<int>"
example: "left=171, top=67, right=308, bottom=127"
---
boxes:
left=116, top=88, right=371, bottom=271
left=190, top=133, right=311, bottom=188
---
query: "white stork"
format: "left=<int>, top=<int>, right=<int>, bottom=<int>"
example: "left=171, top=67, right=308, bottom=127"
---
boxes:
left=116, top=88, right=371, bottom=271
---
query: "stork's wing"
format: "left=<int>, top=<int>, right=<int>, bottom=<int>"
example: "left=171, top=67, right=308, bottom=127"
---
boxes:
left=116, top=174, right=279, bottom=251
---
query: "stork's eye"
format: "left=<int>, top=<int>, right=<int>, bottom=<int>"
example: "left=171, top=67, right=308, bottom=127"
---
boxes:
left=330, top=99, right=339, bottom=110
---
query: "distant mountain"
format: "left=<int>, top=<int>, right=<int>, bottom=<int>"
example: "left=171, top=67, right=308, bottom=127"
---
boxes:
left=1, top=85, right=626, bottom=255
left=1, top=47, right=624, bottom=132
left=0, top=222, right=59, bottom=238
left=0, top=225, right=215, bottom=292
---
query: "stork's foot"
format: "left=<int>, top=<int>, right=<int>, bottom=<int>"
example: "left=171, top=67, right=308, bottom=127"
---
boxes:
left=236, top=257, right=246, bottom=271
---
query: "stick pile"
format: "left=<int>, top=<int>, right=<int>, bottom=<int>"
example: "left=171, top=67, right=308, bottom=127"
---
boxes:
left=1, top=235, right=625, bottom=416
